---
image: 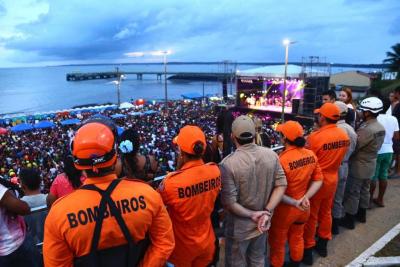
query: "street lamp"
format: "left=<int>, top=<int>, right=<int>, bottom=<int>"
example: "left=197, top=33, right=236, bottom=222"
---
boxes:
left=281, top=39, right=296, bottom=122
left=110, top=71, right=125, bottom=108
left=151, top=50, right=171, bottom=114
left=125, top=50, right=172, bottom=114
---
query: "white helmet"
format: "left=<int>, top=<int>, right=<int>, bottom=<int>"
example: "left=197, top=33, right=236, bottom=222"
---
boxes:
left=358, top=97, right=383, bottom=113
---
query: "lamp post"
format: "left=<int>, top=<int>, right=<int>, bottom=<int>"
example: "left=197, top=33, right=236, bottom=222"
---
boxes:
left=125, top=50, right=171, bottom=114
left=150, top=50, right=170, bottom=114
left=112, top=67, right=125, bottom=108
left=116, top=67, right=121, bottom=107
left=163, top=51, right=168, bottom=114
left=281, top=39, right=295, bottom=122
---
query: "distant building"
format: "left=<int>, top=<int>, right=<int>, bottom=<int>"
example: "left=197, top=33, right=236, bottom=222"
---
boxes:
left=330, top=71, right=372, bottom=99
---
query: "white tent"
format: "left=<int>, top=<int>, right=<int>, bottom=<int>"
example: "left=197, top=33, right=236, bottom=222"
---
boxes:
left=237, top=64, right=329, bottom=78
left=119, top=102, right=135, bottom=109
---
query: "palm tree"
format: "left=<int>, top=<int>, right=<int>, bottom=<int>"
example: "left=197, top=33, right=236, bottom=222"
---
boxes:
left=384, top=43, right=400, bottom=79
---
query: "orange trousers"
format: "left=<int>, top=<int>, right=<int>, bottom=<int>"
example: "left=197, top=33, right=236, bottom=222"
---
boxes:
left=268, top=204, right=310, bottom=267
left=303, top=181, right=337, bottom=249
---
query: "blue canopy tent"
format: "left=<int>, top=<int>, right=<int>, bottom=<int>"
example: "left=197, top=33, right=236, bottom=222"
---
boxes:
left=34, top=120, right=56, bottom=129
left=181, top=92, right=204, bottom=99
left=111, top=114, right=127, bottom=119
left=11, top=123, right=34, bottom=132
left=129, top=112, right=142, bottom=116
left=60, top=118, right=81, bottom=126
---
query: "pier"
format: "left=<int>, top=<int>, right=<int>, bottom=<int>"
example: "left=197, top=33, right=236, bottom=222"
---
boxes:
left=66, top=71, right=235, bottom=81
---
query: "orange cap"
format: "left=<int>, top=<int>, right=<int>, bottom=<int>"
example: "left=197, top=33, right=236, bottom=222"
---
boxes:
left=314, top=103, right=340, bottom=121
left=276, top=121, right=304, bottom=142
left=173, top=125, right=206, bottom=155
left=72, top=122, right=117, bottom=170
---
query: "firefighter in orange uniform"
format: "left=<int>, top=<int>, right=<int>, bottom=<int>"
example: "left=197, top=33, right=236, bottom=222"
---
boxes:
left=268, top=121, right=323, bottom=267
left=43, top=117, right=175, bottom=267
left=302, top=103, right=350, bottom=265
left=158, top=125, right=221, bottom=267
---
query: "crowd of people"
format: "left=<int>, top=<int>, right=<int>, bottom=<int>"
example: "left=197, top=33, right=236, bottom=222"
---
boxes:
left=0, top=100, right=279, bottom=193
left=0, top=86, right=399, bottom=267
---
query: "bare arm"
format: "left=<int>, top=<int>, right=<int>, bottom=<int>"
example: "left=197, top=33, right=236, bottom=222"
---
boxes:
left=265, top=185, right=287, bottom=211
left=0, top=190, right=30, bottom=215
left=220, top=164, right=268, bottom=222
left=304, top=180, right=323, bottom=199
left=281, top=195, right=298, bottom=206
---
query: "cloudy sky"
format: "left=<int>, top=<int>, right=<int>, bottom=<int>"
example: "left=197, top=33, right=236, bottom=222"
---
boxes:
left=0, top=0, right=399, bottom=67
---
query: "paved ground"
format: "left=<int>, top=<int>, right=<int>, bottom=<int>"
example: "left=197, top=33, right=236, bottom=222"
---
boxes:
left=217, top=178, right=400, bottom=267
left=313, top=178, right=400, bottom=267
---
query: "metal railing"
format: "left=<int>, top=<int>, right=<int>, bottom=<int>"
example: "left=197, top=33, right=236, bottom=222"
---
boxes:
left=27, top=145, right=285, bottom=248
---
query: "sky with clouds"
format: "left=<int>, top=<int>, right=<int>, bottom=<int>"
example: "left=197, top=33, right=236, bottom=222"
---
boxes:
left=0, top=0, right=399, bottom=67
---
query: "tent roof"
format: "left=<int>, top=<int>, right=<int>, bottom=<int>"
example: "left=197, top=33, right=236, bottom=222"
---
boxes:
left=60, top=118, right=81, bottom=126
left=237, top=64, right=329, bottom=78
left=119, top=102, right=134, bottom=109
left=34, top=120, right=56, bottom=129
left=11, top=123, right=34, bottom=132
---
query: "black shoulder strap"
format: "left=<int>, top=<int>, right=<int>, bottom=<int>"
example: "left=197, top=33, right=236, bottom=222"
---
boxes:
left=80, top=179, right=136, bottom=264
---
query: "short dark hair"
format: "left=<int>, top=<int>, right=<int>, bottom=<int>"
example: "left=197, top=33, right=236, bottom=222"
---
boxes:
left=395, top=86, right=400, bottom=94
left=286, top=137, right=306, bottom=148
left=182, top=141, right=205, bottom=160
left=322, top=90, right=337, bottom=100
left=19, top=168, right=41, bottom=191
left=325, top=117, right=339, bottom=124
left=235, top=136, right=254, bottom=145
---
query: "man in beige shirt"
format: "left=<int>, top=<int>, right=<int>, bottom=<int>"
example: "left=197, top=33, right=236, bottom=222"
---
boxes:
left=220, top=115, right=287, bottom=267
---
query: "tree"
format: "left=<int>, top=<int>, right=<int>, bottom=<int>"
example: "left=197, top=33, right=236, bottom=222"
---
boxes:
left=384, top=43, right=400, bottom=79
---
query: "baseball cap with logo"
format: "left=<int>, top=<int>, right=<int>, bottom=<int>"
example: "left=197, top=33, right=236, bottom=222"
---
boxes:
left=314, top=103, right=340, bottom=121
left=173, top=125, right=206, bottom=155
left=276, top=121, right=304, bottom=142
left=232, top=115, right=256, bottom=140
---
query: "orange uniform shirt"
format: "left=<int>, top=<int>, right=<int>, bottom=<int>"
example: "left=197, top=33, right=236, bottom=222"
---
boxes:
left=158, top=159, right=221, bottom=263
left=43, top=174, right=175, bottom=267
left=279, top=146, right=323, bottom=200
left=307, top=124, right=350, bottom=186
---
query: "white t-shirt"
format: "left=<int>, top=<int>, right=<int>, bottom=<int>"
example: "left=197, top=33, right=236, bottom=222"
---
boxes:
left=386, top=106, right=392, bottom=115
left=377, top=114, right=399, bottom=154
left=0, top=184, right=25, bottom=256
left=21, top=194, right=47, bottom=209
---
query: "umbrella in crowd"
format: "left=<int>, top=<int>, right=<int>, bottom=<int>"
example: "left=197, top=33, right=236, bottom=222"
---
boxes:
left=10, top=123, right=34, bottom=132
left=0, top=127, right=8, bottom=135
left=34, top=120, right=56, bottom=129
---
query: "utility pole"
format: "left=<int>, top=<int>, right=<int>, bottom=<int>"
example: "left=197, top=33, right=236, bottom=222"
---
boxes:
left=116, top=67, right=121, bottom=107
